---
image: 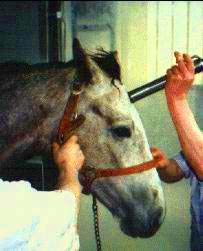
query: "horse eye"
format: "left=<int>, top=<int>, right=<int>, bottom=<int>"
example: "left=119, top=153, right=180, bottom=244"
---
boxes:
left=110, top=126, right=132, bottom=138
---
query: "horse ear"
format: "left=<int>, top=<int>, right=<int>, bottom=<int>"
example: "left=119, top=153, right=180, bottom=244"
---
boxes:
left=112, top=51, right=121, bottom=81
left=72, top=38, right=93, bottom=84
left=113, top=51, right=119, bottom=63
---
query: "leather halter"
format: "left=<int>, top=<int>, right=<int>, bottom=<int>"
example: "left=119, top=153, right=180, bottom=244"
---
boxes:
left=79, top=155, right=163, bottom=194
left=57, top=85, right=85, bottom=144
left=57, top=86, right=164, bottom=195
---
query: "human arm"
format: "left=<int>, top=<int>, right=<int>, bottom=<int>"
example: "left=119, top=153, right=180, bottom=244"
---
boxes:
left=52, top=135, right=85, bottom=214
left=165, top=52, right=203, bottom=179
left=0, top=136, right=84, bottom=250
left=151, top=147, right=184, bottom=183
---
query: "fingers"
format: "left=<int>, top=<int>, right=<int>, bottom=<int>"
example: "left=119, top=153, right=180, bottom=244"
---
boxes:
left=150, top=147, right=162, bottom=157
left=150, top=147, right=168, bottom=168
left=150, top=147, right=162, bottom=162
left=174, top=51, right=188, bottom=76
left=52, top=135, right=81, bottom=158
left=166, top=66, right=181, bottom=81
left=174, top=51, right=183, bottom=63
left=64, top=135, right=84, bottom=161
left=150, top=147, right=164, bottom=159
left=183, top=53, right=194, bottom=72
left=66, top=135, right=78, bottom=145
left=166, top=51, right=194, bottom=81
left=61, top=135, right=79, bottom=149
left=166, top=69, right=174, bottom=80
left=52, top=142, right=60, bottom=154
left=77, top=150, right=85, bottom=170
left=150, top=147, right=159, bottom=153
left=174, top=51, right=195, bottom=75
left=171, top=65, right=181, bottom=75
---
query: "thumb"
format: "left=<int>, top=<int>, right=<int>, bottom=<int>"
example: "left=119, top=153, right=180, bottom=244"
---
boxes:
left=150, top=147, right=159, bottom=156
left=52, top=141, right=60, bottom=154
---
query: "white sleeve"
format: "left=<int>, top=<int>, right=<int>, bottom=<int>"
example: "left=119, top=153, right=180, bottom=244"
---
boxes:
left=0, top=179, right=39, bottom=249
left=27, top=189, right=79, bottom=251
left=0, top=179, right=79, bottom=251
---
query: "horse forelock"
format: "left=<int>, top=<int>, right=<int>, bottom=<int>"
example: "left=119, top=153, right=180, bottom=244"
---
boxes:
left=89, top=49, right=121, bottom=82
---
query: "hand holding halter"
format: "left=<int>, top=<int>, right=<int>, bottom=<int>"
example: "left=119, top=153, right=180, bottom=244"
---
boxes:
left=128, top=55, right=203, bottom=103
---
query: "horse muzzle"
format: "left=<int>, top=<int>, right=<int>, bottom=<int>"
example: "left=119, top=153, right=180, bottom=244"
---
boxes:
left=120, top=206, right=165, bottom=238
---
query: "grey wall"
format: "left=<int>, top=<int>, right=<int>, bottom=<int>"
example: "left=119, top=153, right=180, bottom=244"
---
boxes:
left=0, top=1, right=42, bottom=64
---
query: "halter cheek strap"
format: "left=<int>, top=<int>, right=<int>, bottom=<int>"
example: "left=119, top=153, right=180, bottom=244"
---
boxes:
left=57, top=89, right=85, bottom=145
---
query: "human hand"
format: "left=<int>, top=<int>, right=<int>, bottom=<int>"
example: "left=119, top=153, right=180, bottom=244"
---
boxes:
left=165, top=52, right=195, bottom=99
left=150, top=147, right=170, bottom=169
left=52, top=135, right=85, bottom=184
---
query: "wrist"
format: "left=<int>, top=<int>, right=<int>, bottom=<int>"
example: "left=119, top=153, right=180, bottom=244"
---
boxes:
left=165, top=92, right=187, bottom=102
left=166, top=93, right=188, bottom=110
left=57, top=176, right=81, bottom=192
left=59, top=180, right=81, bottom=190
left=58, top=169, right=79, bottom=186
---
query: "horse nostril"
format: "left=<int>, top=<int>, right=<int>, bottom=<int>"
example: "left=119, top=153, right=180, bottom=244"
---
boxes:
left=151, top=208, right=163, bottom=228
left=152, top=189, right=158, bottom=200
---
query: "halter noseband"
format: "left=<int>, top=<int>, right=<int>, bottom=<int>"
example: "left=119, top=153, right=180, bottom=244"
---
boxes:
left=57, top=86, right=164, bottom=194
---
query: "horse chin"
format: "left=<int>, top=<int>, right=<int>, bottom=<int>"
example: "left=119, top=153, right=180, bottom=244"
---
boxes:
left=120, top=220, right=161, bottom=238
left=97, top=199, right=164, bottom=239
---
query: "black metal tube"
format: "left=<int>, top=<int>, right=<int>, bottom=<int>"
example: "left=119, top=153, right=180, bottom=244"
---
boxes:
left=128, top=56, right=203, bottom=103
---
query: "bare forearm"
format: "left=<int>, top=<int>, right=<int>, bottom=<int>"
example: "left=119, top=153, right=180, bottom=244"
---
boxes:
left=166, top=96, right=203, bottom=178
left=52, top=135, right=84, bottom=217
left=57, top=172, right=81, bottom=215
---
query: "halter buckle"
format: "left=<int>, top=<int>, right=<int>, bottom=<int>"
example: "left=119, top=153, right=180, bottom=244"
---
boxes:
left=79, top=166, right=97, bottom=195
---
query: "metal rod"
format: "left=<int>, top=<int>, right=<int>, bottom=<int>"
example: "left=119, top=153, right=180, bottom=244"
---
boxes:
left=128, top=55, right=203, bottom=103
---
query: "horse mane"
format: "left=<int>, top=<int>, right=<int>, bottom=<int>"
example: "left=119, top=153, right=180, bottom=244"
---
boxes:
left=0, top=61, right=32, bottom=76
left=0, top=49, right=121, bottom=83
left=0, top=60, right=75, bottom=94
left=0, top=60, right=74, bottom=77
left=90, top=49, right=121, bottom=81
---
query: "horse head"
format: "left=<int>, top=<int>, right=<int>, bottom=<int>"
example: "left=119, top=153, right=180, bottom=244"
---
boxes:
left=72, top=39, right=165, bottom=238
